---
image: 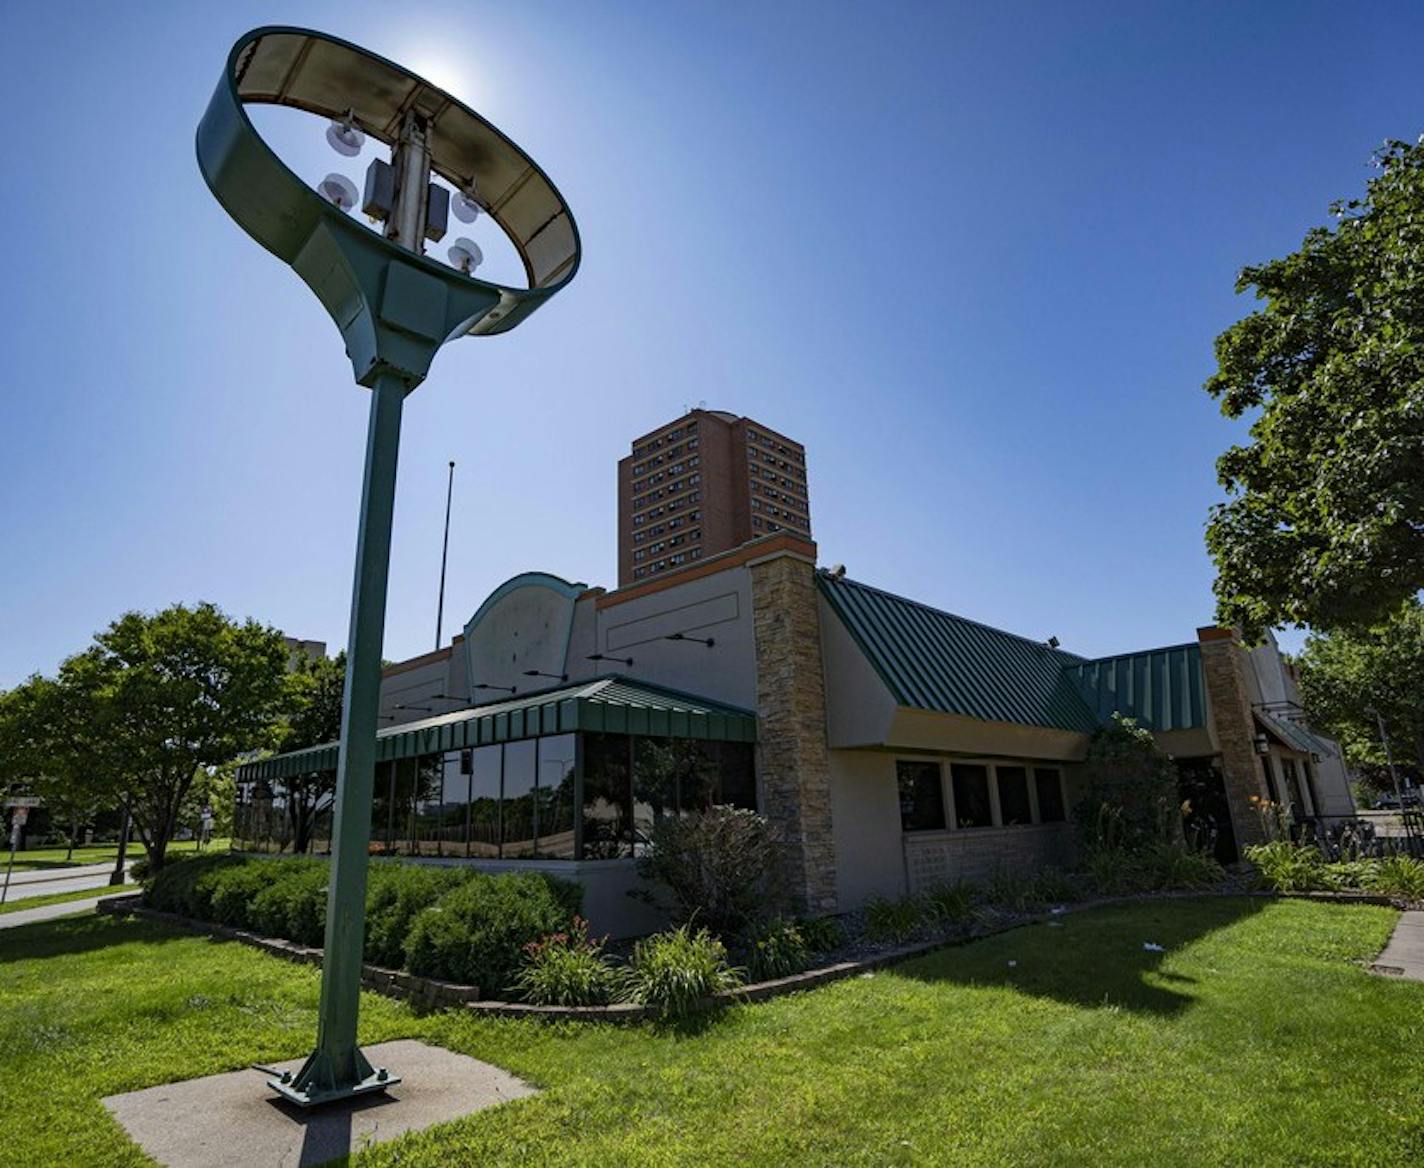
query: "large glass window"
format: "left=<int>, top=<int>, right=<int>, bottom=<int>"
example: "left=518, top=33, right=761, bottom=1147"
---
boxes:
left=997, top=766, right=1032, bottom=826
left=898, top=760, right=945, bottom=832
left=370, top=763, right=398, bottom=854
left=537, top=735, right=577, bottom=858
left=1034, top=767, right=1066, bottom=822
left=582, top=732, right=633, bottom=858
left=413, top=756, right=452, bottom=857
left=633, top=738, right=681, bottom=851
left=951, top=764, right=992, bottom=829
left=501, top=740, right=537, bottom=858
left=709, top=741, right=757, bottom=810
left=467, top=746, right=502, bottom=858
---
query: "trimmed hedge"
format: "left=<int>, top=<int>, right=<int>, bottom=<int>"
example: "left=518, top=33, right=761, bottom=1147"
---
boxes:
left=143, top=854, right=581, bottom=992
left=404, top=873, right=582, bottom=994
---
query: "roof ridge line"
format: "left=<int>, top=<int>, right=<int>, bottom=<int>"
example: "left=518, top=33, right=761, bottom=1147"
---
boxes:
left=821, top=573, right=1085, bottom=660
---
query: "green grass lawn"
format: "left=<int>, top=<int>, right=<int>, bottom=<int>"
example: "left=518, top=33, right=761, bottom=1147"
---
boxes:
left=5, top=838, right=231, bottom=872
left=0, top=883, right=137, bottom=916
left=2, top=897, right=1421, bottom=1166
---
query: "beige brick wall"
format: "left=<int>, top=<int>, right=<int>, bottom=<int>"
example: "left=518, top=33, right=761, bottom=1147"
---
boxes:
left=749, top=552, right=839, bottom=912
left=904, top=825, right=1075, bottom=893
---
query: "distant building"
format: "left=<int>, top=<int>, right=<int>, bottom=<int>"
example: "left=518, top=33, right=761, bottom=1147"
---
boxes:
left=282, top=637, right=327, bottom=670
left=617, top=409, right=810, bottom=585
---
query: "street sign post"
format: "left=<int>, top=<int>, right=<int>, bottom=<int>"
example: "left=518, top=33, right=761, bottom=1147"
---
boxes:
left=196, top=27, right=579, bottom=1107
left=1, top=806, right=28, bottom=906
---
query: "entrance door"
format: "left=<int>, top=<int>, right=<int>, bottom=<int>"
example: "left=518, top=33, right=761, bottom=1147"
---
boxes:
left=1176, top=758, right=1239, bottom=864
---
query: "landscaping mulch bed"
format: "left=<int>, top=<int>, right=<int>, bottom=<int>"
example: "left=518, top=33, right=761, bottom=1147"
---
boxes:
left=99, top=883, right=1420, bottom=1022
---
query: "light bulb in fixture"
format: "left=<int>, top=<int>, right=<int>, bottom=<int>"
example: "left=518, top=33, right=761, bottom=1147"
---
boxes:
left=318, top=173, right=359, bottom=211
left=448, top=237, right=483, bottom=273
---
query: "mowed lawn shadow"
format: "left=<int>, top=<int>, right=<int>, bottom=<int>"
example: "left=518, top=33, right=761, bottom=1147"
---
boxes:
left=0, top=911, right=189, bottom=965
left=893, top=895, right=1271, bottom=1016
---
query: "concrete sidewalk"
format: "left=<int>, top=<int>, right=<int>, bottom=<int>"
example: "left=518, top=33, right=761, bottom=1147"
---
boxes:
left=0, top=890, right=130, bottom=930
left=2, top=861, right=128, bottom=903
left=1370, top=910, right=1424, bottom=981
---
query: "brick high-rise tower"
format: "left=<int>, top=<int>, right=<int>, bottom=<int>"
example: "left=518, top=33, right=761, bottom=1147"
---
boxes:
left=617, top=410, right=811, bottom=585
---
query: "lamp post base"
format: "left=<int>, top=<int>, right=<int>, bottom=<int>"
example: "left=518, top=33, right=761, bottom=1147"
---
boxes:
left=267, top=1045, right=400, bottom=1109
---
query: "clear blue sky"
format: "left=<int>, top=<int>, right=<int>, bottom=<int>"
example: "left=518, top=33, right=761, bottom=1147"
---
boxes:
left=1, top=2, right=1418, bottom=688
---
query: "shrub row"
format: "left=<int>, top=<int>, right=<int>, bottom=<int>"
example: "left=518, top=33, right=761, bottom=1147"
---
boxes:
left=143, top=854, right=580, bottom=993
left=1246, top=842, right=1424, bottom=900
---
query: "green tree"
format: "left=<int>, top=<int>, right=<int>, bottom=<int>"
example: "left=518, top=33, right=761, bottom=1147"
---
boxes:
left=89, top=603, right=289, bottom=871
left=1204, top=137, right=1424, bottom=638
left=1076, top=715, right=1181, bottom=850
left=276, top=650, right=346, bottom=853
left=1298, top=602, right=1424, bottom=782
left=0, top=670, right=121, bottom=859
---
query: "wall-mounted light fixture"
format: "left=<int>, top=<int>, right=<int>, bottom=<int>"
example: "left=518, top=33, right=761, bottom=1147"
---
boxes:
left=665, top=632, right=714, bottom=648
left=587, top=653, right=634, bottom=666
left=1253, top=733, right=1271, bottom=755
left=523, top=669, right=569, bottom=683
left=472, top=682, right=517, bottom=695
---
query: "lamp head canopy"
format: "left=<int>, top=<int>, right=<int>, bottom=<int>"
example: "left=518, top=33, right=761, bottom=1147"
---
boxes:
left=197, top=27, right=580, bottom=389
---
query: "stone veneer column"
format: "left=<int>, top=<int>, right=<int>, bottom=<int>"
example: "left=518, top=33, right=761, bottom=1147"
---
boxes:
left=748, top=550, right=839, bottom=913
left=1197, top=626, right=1271, bottom=849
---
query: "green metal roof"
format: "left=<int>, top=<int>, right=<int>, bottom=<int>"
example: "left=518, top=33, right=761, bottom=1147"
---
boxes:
left=1064, top=644, right=1207, bottom=732
left=817, top=574, right=1101, bottom=733
left=239, top=676, right=756, bottom=783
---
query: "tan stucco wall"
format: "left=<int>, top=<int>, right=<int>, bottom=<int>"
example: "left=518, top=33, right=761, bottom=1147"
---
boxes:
left=829, top=751, right=908, bottom=906
left=887, top=708, right=1089, bottom=761
left=818, top=594, right=898, bottom=748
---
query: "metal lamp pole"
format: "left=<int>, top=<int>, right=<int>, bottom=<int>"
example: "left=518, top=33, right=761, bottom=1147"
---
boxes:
left=197, top=27, right=580, bottom=1107
left=436, top=460, right=455, bottom=651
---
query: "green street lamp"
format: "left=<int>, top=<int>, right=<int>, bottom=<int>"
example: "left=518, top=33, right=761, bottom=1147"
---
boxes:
left=196, top=26, right=579, bottom=1108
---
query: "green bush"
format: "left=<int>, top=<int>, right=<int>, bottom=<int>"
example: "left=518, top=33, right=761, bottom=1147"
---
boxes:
left=248, top=859, right=328, bottom=946
left=795, top=915, right=846, bottom=954
left=205, top=858, right=278, bottom=926
left=636, top=806, right=784, bottom=937
left=982, top=868, right=1049, bottom=914
left=747, top=919, right=811, bottom=981
left=363, top=863, right=468, bottom=969
left=1139, top=844, right=1226, bottom=892
left=1319, top=859, right=1379, bottom=892
left=623, top=925, right=742, bottom=1017
left=1367, top=854, right=1424, bottom=901
left=404, top=872, right=581, bottom=992
left=863, top=894, right=923, bottom=944
left=146, top=855, right=582, bottom=991
left=1084, top=846, right=1146, bottom=896
left=920, top=881, right=975, bottom=926
left=1032, top=867, right=1084, bottom=904
left=1246, top=841, right=1325, bottom=892
left=144, top=853, right=242, bottom=919
left=511, top=917, right=621, bottom=1006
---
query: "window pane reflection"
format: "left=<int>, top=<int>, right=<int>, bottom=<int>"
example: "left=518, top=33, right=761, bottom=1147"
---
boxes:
left=501, top=740, right=537, bottom=858
left=537, top=735, right=577, bottom=858
left=468, top=746, right=502, bottom=858
left=583, top=732, right=632, bottom=858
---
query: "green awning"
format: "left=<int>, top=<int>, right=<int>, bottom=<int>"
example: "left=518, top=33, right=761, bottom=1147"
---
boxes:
left=238, top=676, right=757, bottom=782
left=1255, top=710, right=1330, bottom=758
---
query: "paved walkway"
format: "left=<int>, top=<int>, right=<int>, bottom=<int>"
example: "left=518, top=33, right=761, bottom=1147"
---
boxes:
left=2, top=861, right=126, bottom=902
left=1371, top=910, right=1424, bottom=981
left=0, top=890, right=129, bottom=930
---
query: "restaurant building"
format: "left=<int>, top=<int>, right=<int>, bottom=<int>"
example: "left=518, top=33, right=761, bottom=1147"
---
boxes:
left=237, top=533, right=1353, bottom=936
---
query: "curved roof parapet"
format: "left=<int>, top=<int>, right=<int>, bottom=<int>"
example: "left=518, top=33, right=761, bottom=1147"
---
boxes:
left=229, top=27, right=580, bottom=292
